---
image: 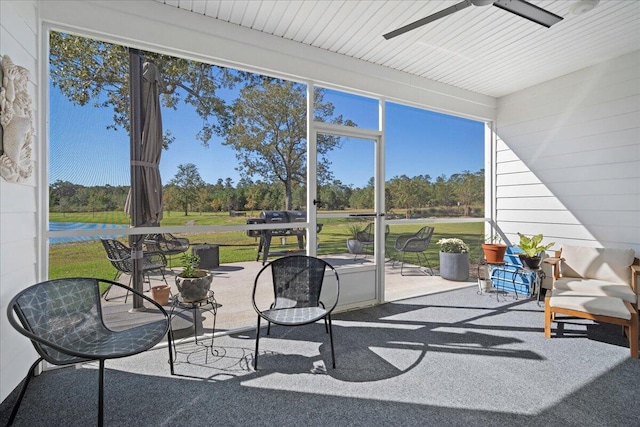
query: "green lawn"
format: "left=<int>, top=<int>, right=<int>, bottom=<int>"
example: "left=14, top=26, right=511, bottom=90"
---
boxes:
left=49, top=212, right=484, bottom=280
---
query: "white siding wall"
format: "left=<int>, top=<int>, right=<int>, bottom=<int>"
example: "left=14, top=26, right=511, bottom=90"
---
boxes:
left=495, top=51, right=640, bottom=255
left=0, top=1, right=40, bottom=403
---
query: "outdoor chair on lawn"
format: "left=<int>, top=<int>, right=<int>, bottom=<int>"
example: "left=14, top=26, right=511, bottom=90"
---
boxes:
left=144, top=233, right=190, bottom=267
left=252, top=255, right=340, bottom=369
left=354, top=222, right=390, bottom=259
left=393, top=226, right=435, bottom=276
left=100, top=238, right=168, bottom=302
left=6, top=277, right=173, bottom=427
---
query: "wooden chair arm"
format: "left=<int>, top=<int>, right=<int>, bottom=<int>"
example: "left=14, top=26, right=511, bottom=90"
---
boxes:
left=543, top=257, right=563, bottom=282
left=631, top=263, right=639, bottom=297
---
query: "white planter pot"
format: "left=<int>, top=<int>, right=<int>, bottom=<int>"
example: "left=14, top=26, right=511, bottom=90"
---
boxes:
left=478, top=279, right=492, bottom=293
left=439, top=251, right=470, bottom=281
left=347, top=238, right=365, bottom=254
left=175, top=270, right=213, bottom=302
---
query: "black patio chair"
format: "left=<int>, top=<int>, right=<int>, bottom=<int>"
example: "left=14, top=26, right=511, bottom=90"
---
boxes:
left=144, top=233, right=190, bottom=267
left=354, top=222, right=390, bottom=258
left=6, top=277, right=172, bottom=427
left=100, top=238, right=168, bottom=302
left=252, top=255, right=340, bottom=369
left=393, top=226, right=435, bottom=276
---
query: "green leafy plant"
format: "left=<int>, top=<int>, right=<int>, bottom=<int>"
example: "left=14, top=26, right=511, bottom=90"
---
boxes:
left=347, top=224, right=363, bottom=238
left=179, top=252, right=201, bottom=278
left=517, top=233, right=555, bottom=258
left=436, top=238, right=469, bottom=254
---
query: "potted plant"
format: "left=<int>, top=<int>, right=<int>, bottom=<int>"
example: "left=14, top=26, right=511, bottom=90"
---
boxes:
left=481, top=233, right=507, bottom=264
left=346, top=223, right=365, bottom=254
left=175, top=252, right=213, bottom=302
left=516, top=233, right=555, bottom=269
left=437, top=238, right=470, bottom=281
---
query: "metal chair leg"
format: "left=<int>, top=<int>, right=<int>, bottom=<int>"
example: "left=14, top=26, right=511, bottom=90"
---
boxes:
left=417, top=252, right=433, bottom=275
left=7, top=357, right=42, bottom=426
left=98, top=359, right=104, bottom=427
left=254, top=316, right=261, bottom=370
left=327, top=314, right=336, bottom=368
left=102, top=272, right=121, bottom=301
left=167, top=326, right=175, bottom=375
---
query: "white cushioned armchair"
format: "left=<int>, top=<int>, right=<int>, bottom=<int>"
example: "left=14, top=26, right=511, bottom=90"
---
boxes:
left=543, top=245, right=639, bottom=358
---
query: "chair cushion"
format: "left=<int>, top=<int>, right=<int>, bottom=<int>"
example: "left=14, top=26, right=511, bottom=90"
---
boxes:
left=549, top=289, right=632, bottom=320
left=554, top=277, right=637, bottom=304
left=560, top=246, right=635, bottom=285
left=263, top=307, right=328, bottom=325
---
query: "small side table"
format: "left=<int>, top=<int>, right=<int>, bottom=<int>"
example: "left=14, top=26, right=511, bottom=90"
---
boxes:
left=477, top=261, right=505, bottom=297
left=169, top=290, right=217, bottom=374
left=513, top=266, right=546, bottom=303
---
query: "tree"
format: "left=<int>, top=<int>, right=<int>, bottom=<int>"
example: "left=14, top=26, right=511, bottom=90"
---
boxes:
left=432, top=175, right=454, bottom=210
left=195, top=187, right=211, bottom=215
left=319, top=180, right=351, bottom=210
left=50, top=33, right=358, bottom=211
left=49, top=31, right=252, bottom=148
left=168, top=164, right=205, bottom=216
left=163, top=186, right=180, bottom=216
left=388, top=175, right=422, bottom=219
left=219, top=79, right=355, bottom=210
left=451, top=169, right=484, bottom=216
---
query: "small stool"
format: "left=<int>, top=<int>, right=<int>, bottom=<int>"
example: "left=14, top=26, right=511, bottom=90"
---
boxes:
left=544, top=289, right=638, bottom=358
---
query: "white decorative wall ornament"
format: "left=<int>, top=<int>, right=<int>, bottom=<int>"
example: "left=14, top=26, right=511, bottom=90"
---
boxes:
left=1, top=55, right=34, bottom=183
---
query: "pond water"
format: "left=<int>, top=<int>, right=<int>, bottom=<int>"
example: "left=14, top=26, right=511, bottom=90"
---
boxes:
left=49, top=222, right=129, bottom=244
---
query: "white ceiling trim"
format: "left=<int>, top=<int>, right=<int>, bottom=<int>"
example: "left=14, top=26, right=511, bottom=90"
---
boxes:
left=41, top=1, right=497, bottom=120
left=155, top=0, right=640, bottom=98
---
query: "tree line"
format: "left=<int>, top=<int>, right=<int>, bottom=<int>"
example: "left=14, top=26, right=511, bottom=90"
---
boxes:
left=49, top=166, right=483, bottom=218
left=49, top=33, right=483, bottom=219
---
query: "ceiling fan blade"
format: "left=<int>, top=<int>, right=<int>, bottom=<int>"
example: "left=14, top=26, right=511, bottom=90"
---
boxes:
left=493, top=0, right=563, bottom=27
left=383, top=1, right=472, bottom=40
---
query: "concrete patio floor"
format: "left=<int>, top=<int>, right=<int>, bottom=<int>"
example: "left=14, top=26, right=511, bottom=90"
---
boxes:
left=101, top=254, right=477, bottom=339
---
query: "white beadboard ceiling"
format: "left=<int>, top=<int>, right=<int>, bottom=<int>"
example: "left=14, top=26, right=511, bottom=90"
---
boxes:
left=155, top=0, right=640, bottom=98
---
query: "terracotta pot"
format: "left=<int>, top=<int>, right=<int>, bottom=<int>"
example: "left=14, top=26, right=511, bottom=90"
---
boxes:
left=481, top=243, right=507, bottom=263
left=150, top=285, right=171, bottom=306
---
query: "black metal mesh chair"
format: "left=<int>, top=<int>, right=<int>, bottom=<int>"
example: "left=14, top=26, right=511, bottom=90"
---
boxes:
left=393, top=226, right=435, bottom=276
left=100, top=238, right=168, bottom=302
left=6, top=277, right=172, bottom=427
left=144, top=233, right=190, bottom=267
left=252, top=255, right=340, bottom=369
left=354, top=223, right=390, bottom=258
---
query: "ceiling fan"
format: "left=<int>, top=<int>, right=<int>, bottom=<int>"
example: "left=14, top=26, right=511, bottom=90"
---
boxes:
left=383, top=0, right=563, bottom=40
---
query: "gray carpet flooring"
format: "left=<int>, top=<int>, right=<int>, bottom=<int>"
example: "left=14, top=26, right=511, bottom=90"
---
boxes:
left=2, top=285, right=639, bottom=426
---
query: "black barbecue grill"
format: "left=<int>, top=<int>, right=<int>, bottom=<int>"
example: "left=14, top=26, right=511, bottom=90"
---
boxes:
left=246, top=210, right=323, bottom=264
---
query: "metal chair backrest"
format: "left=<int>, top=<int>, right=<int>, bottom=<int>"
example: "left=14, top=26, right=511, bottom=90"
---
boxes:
left=355, top=223, right=375, bottom=243
left=8, top=278, right=103, bottom=365
left=356, top=223, right=391, bottom=243
left=416, top=226, right=434, bottom=241
left=400, top=226, right=435, bottom=252
left=101, top=238, right=133, bottom=274
left=269, top=255, right=329, bottom=308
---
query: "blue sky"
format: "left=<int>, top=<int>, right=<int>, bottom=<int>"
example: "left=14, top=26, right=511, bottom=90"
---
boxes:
left=49, top=84, right=484, bottom=189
